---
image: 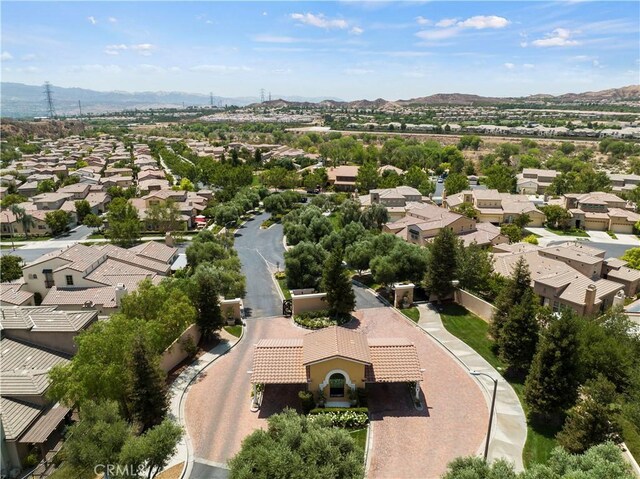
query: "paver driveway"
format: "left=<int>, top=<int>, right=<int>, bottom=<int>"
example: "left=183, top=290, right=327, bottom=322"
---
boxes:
left=184, top=309, right=487, bottom=479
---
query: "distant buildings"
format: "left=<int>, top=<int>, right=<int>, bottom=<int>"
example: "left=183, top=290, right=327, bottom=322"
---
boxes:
left=551, top=192, right=639, bottom=233
left=444, top=189, right=546, bottom=226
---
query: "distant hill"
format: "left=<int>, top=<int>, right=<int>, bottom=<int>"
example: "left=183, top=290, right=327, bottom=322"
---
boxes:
left=0, top=82, right=342, bottom=118
left=253, top=85, right=640, bottom=109
left=2, top=82, right=638, bottom=118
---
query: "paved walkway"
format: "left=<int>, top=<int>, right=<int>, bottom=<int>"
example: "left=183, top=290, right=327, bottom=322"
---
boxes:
left=416, top=304, right=527, bottom=471
left=164, top=329, right=240, bottom=479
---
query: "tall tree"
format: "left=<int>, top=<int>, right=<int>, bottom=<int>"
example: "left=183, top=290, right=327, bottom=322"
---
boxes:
left=344, top=239, right=374, bottom=275
left=424, top=228, right=458, bottom=300
left=359, top=203, right=388, bottom=230
left=491, top=257, right=532, bottom=344
left=284, top=241, right=327, bottom=290
left=321, top=249, right=356, bottom=317
left=0, top=255, right=23, bottom=282
left=557, top=375, right=622, bottom=453
left=75, top=199, right=92, bottom=223
left=128, top=338, right=169, bottom=431
left=355, top=160, right=379, bottom=193
left=444, top=173, right=469, bottom=195
left=45, top=210, right=71, bottom=236
left=106, top=198, right=141, bottom=247
left=484, top=164, right=517, bottom=193
left=524, top=311, right=581, bottom=420
left=498, top=288, right=540, bottom=373
left=456, top=241, right=493, bottom=296
left=190, top=264, right=224, bottom=339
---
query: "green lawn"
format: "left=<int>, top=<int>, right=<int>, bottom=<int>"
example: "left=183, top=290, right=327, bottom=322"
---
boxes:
left=224, top=325, right=243, bottom=338
left=328, top=213, right=342, bottom=230
left=544, top=227, right=589, bottom=237
left=48, top=463, right=93, bottom=479
left=87, top=232, right=106, bottom=239
left=401, top=307, right=420, bottom=323
left=350, top=428, right=368, bottom=452
left=277, top=278, right=292, bottom=299
left=439, top=303, right=558, bottom=467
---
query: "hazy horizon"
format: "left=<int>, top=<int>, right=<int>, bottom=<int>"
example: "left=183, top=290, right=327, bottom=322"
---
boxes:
left=2, top=1, right=639, bottom=101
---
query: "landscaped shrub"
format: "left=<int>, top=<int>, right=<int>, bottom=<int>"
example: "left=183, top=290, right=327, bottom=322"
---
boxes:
left=294, top=310, right=351, bottom=329
left=298, top=390, right=315, bottom=414
left=309, top=408, right=369, bottom=429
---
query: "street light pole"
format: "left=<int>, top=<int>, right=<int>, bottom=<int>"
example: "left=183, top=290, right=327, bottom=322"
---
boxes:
left=470, top=371, right=498, bottom=461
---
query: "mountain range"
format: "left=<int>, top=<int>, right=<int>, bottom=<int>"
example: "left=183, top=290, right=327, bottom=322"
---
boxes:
left=1, top=82, right=638, bottom=118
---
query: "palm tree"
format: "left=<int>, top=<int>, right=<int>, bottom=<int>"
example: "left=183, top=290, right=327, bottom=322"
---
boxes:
left=9, top=205, right=34, bottom=240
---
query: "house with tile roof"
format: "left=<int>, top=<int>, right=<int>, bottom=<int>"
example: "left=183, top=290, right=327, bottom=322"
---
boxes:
left=492, top=241, right=635, bottom=316
left=384, top=202, right=508, bottom=248
left=20, top=242, right=177, bottom=312
left=251, top=326, right=423, bottom=408
left=444, top=189, right=546, bottom=227
left=327, top=166, right=359, bottom=192
left=516, top=168, right=560, bottom=194
left=560, top=192, right=639, bottom=233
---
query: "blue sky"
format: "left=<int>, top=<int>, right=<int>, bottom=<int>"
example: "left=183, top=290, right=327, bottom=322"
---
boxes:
left=1, top=1, right=638, bottom=99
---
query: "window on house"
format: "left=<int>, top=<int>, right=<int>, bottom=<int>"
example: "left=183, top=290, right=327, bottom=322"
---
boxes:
left=66, top=275, right=74, bottom=286
left=44, top=270, right=54, bottom=289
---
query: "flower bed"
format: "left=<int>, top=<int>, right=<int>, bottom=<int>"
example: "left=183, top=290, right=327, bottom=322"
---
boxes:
left=309, top=408, right=369, bottom=429
left=294, top=310, right=351, bottom=329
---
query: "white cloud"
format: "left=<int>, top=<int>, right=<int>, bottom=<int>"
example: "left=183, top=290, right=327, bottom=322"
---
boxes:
left=504, top=62, right=515, bottom=69
left=290, top=13, right=349, bottom=29
left=416, top=16, right=431, bottom=26
left=3, top=66, right=40, bottom=74
left=416, top=28, right=460, bottom=40
left=87, top=16, right=97, bottom=25
left=189, top=64, right=252, bottom=73
left=108, top=17, right=117, bottom=23
left=104, top=44, right=128, bottom=55
left=21, top=54, right=36, bottom=61
left=169, top=66, right=181, bottom=72
left=262, top=11, right=268, bottom=16
left=436, top=18, right=458, bottom=28
left=253, top=35, right=298, bottom=43
left=205, top=20, right=213, bottom=24
left=137, top=64, right=165, bottom=73
left=68, top=64, right=122, bottom=73
left=272, top=68, right=293, bottom=74
left=457, top=15, right=510, bottom=29
left=130, top=43, right=155, bottom=56
left=523, top=63, right=535, bottom=69
left=1, top=51, right=13, bottom=61
left=345, top=68, right=373, bottom=75
left=350, top=26, right=364, bottom=35
left=531, top=28, right=579, bottom=47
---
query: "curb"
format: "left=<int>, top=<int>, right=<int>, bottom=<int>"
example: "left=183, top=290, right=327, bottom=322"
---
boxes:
left=176, top=326, right=246, bottom=479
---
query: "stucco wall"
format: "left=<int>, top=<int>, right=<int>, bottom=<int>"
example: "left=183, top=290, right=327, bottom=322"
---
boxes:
left=292, top=293, right=328, bottom=316
left=160, top=323, right=201, bottom=373
left=454, top=289, right=497, bottom=323
left=2, top=329, right=86, bottom=356
left=221, top=298, right=242, bottom=320
left=308, top=358, right=366, bottom=397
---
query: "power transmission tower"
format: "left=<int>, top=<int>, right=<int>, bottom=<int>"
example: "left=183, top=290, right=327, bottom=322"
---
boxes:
left=268, top=91, right=272, bottom=102
left=260, top=88, right=265, bottom=103
left=210, top=92, right=214, bottom=106
left=78, top=100, right=83, bottom=117
left=44, top=82, right=56, bottom=118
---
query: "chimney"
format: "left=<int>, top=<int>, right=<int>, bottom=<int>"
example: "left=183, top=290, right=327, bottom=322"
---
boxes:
left=584, top=283, right=597, bottom=316
left=165, top=232, right=175, bottom=247
left=612, top=289, right=625, bottom=309
left=115, top=283, right=127, bottom=308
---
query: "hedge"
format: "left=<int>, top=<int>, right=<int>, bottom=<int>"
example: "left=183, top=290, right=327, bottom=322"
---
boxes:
left=308, top=408, right=369, bottom=429
left=294, top=310, right=351, bottom=329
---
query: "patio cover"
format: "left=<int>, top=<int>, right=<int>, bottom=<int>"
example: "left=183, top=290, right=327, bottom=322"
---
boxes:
left=19, top=406, right=70, bottom=444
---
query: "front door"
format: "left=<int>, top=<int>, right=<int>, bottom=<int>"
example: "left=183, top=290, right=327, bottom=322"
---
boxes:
left=329, top=373, right=345, bottom=398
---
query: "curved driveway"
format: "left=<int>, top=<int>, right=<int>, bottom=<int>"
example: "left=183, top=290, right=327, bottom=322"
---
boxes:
left=184, top=308, right=488, bottom=479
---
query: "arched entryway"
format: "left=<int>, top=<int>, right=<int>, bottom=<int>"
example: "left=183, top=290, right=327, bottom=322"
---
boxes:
left=329, top=373, right=346, bottom=398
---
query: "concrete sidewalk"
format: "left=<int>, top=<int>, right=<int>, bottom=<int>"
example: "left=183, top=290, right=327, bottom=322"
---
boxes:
left=164, top=329, right=241, bottom=478
left=416, top=304, right=527, bottom=471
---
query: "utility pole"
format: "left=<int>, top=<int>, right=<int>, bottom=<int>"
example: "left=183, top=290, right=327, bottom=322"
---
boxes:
left=44, top=82, right=56, bottom=119
left=78, top=100, right=83, bottom=117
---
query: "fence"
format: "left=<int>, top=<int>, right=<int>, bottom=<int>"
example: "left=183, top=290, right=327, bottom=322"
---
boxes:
left=160, top=323, right=201, bottom=373
left=454, top=289, right=497, bottom=323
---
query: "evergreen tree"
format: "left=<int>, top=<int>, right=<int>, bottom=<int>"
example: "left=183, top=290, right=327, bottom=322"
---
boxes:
left=498, top=288, right=539, bottom=373
left=456, top=241, right=493, bottom=295
left=321, top=249, right=356, bottom=317
left=128, top=338, right=169, bottom=431
left=355, top=160, right=379, bottom=193
left=491, top=257, right=532, bottom=343
left=524, top=311, right=581, bottom=420
left=191, top=264, right=224, bottom=339
left=557, top=375, right=622, bottom=453
left=424, top=227, right=458, bottom=300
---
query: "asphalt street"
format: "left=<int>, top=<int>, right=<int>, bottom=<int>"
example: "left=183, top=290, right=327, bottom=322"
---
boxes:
left=233, top=213, right=285, bottom=318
